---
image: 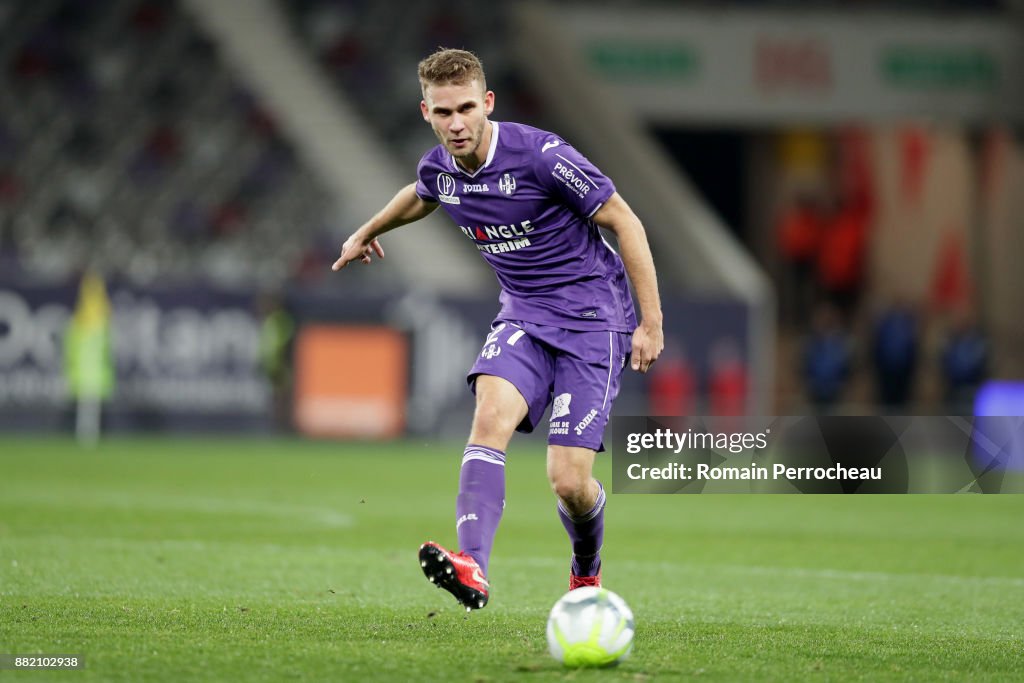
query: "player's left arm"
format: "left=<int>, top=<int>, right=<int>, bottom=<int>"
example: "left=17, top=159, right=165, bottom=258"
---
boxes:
left=592, top=192, right=664, bottom=373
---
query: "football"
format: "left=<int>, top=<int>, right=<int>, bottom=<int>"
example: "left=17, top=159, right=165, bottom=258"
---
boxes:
left=546, top=586, right=635, bottom=668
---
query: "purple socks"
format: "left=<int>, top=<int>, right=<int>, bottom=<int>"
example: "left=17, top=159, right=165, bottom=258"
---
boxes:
left=455, top=446, right=604, bottom=579
left=455, top=444, right=506, bottom=577
left=557, top=481, right=605, bottom=577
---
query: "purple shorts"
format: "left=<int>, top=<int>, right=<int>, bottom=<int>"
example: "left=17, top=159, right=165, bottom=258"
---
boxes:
left=467, top=319, right=632, bottom=451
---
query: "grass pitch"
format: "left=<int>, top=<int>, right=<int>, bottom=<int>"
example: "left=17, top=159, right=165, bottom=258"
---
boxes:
left=1, top=437, right=1023, bottom=682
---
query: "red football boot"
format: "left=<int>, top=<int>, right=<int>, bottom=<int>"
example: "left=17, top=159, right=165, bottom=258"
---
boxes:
left=419, top=541, right=489, bottom=611
left=570, top=561, right=602, bottom=590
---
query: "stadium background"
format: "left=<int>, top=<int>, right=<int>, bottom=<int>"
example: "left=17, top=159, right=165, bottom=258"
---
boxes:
left=2, top=0, right=1023, bottom=433
left=1, top=1, right=1023, bottom=681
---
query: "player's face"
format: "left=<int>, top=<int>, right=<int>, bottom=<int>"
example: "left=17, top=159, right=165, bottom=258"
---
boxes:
left=421, top=80, right=494, bottom=167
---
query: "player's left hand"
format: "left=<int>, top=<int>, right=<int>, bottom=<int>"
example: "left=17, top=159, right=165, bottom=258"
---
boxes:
left=631, top=320, right=664, bottom=373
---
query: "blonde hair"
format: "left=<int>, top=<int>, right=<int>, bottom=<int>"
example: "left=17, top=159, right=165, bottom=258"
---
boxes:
left=418, top=48, right=487, bottom=96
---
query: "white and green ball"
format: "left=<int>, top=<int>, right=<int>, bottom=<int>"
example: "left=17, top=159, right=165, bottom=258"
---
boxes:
left=546, top=586, right=634, bottom=668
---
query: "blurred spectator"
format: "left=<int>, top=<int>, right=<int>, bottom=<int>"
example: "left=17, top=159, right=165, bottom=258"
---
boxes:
left=168, top=200, right=208, bottom=244
left=128, top=124, right=182, bottom=186
left=816, top=197, right=868, bottom=321
left=238, top=139, right=294, bottom=200
left=12, top=35, right=55, bottom=81
left=801, top=303, right=852, bottom=413
left=871, top=301, right=919, bottom=411
left=65, top=122, right=103, bottom=165
left=143, top=124, right=182, bottom=165
left=129, top=1, right=168, bottom=34
left=708, top=337, right=748, bottom=419
left=0, top=122, right=18, bottom=165
left=647, top=342, right=697, bottom=416
left=145, top=77, right=184, bottom=116
left=941, top=306, right=989, bottom=415
left=929, top=232, right=973, bottom=315
left=293, top=229, right=340, bottom=283
left=259, top=292, right=296, bottom=431
left=775, top=194, right=823, bottom=325
left=0, top=171, right=24, bottom=205
left=64, top=270, right=114, bottom=447
left=209, top=198, right=248, bottom=238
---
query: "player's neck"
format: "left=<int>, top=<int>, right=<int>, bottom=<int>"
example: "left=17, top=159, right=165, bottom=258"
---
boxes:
left=455, top=121, right=493, bottom=174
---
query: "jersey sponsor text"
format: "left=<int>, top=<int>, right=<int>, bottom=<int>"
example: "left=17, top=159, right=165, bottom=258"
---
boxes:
left=477, top=238, right=531, bottom=254
left=552, top=162, right=592, bottom=197
left=459, top=220, right=535, bottom=241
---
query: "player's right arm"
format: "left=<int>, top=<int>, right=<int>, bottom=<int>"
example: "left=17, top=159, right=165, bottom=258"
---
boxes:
left=331, top=183, right=438, bottom=271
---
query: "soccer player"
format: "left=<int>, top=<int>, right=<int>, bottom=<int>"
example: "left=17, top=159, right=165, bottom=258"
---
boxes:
left=332, top=49, right=663, bottom=610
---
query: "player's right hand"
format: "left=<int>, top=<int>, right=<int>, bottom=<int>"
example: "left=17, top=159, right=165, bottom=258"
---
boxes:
left=332, top=234, right=384, bottom=271
left=630, top=319, right=664, bottom=374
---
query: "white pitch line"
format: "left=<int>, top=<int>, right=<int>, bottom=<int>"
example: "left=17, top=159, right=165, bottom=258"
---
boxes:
left=508, top=556, right=1024, bottom=588
left=1, top=490, right=353, bottom=528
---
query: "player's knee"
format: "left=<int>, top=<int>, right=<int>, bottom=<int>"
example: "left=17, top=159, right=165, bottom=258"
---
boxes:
left=470, top=376, right=527, bottom=445
left=549, top=468, right=587, bottom=504
left=547, top=446, right=596, bottom=507
left=472, top=399, right=511, bottom=431
left=470, top=399, right=518, bottom=443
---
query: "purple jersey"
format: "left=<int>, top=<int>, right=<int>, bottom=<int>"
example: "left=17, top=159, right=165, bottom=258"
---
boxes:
left=415, top=121, right=637, bottom=333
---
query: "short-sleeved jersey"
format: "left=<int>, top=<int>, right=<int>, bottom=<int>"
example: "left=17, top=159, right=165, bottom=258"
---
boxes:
left=415, top=121, right=637, bottom=333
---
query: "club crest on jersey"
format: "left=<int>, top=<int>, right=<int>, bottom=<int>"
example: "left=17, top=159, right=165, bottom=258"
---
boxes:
left=437, top=173, right=460, bottom=204
left=498, top=173, right=517, bottom=196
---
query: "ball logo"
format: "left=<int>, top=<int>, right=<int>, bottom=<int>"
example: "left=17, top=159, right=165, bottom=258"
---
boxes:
left=498, top=173, right=517, bottom=196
